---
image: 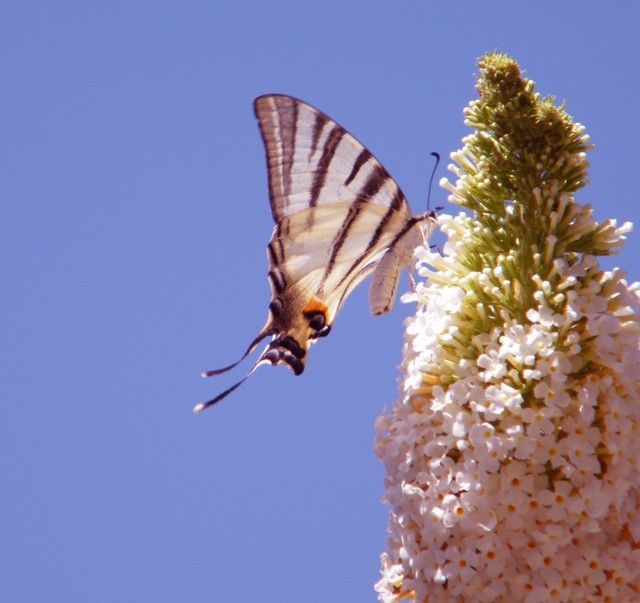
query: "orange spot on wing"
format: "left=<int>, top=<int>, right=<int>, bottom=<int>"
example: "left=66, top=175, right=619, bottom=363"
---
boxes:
left=302, top=298, right=329, bottom=317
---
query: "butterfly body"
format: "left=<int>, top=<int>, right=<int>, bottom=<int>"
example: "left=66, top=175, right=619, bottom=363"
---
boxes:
left=194, top=95, right=436, bottom=411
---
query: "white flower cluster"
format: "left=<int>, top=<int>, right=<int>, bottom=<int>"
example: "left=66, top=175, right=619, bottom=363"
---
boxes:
left=375, top=212, right=640, bottom=602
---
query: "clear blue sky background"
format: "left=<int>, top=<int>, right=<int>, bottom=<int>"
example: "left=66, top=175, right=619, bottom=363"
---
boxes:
left=3, top=3, right=638, bottom=601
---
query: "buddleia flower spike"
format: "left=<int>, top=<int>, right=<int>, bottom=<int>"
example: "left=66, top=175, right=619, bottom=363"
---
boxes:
left=375, top=53, right=639, bottom=602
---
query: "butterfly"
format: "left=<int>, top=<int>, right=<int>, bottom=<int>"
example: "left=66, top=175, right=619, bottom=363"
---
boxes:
left=194, top=95, right=437, bottom=412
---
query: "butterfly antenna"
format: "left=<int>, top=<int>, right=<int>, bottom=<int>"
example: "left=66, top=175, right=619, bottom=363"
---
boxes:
left=201, top=328, right=271, bottom=377
left=426, top=151, right=440, bottom=212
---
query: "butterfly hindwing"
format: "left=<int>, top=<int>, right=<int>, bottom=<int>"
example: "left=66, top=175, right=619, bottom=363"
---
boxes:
left=369, top=216, right=437, bottom=316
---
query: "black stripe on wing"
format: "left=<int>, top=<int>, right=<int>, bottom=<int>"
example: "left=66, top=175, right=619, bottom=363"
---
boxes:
left=321, top=201, right=366, bottom=285
left=268, top=269, right=286, bottom=293
left=309, top=111, right=327, bottom=161
left=320, top=166, right=395, bottom=286
left=336, top=193, right=408, bottom=289
left=344, top=148, right=372, bottom=186
left=309, top=125, right=345, bottom=207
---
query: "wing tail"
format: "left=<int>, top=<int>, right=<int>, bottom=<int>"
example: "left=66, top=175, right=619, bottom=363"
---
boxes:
left=194, top=355, right=270, bottom=413
left=201, top=325, right=271, bottom=377
left=193, top=376, right=251, bottom=413
left=194, top=334, right=306, bottom=412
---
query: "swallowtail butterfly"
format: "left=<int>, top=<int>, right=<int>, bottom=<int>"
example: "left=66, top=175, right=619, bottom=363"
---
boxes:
left=194, top=95, right=437, bottom=412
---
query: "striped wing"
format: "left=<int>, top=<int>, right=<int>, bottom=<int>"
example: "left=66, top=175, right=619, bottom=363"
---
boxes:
left=267, top=201, right=411, bottom=323
left=254, top=94, right=412, bottom=221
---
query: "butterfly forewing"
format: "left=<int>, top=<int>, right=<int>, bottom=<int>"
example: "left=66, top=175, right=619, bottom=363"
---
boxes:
left=253, top=95, right=412, bottom=220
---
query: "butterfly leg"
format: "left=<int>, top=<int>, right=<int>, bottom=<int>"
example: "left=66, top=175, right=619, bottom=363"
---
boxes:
left=408, top=268, right=417, bottom=292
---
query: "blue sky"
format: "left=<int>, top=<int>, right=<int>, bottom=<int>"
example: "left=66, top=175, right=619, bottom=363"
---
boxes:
left=3, top=3, right=639, bottom=601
